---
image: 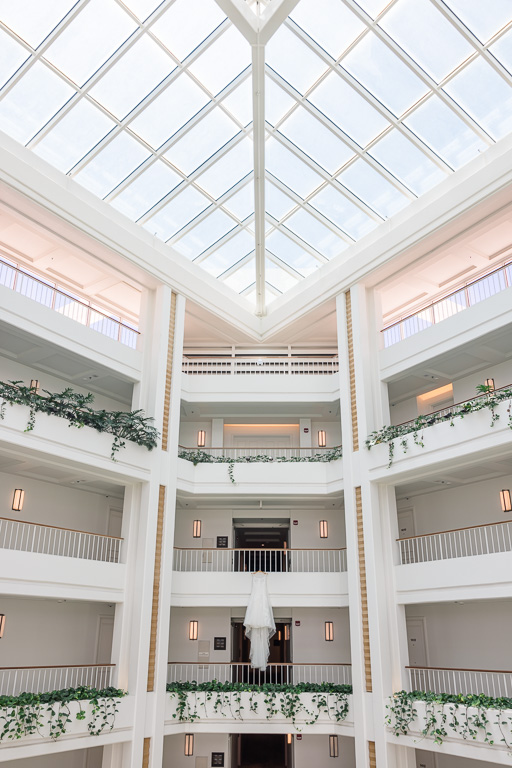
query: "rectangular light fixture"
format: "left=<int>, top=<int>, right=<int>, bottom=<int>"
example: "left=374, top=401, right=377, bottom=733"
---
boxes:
left=329, top=735, right=338, bottom=758
left=287, top=733, right=292, bottom=745
left=184, top=734, right=194, bottom=756
left=318, top=429, right=326, bottom=447
left=189, top=620, right=198, bottom=640
left=325, top=621, right=334, bottom=641
left=12, top=489, right=25, bottom=511
left=485, top=378, right=495, bottom=391
left=500, top=489, right=512, bottom=513
left=193, top=520, right=202, bottom=538
left=30, top=379, right=40, bottom=394
left=0, top=615, right=5, bottom=639
left=284, top=624, right=290, bottom=641
left=319, top=520, right=328, bottom=538
left=197, top=430, right=206, bottom=447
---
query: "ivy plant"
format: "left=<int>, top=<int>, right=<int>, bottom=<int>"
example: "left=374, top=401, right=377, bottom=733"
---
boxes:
left=167, top=680, right=352, bottom=728
left=366, top=385, right=512, bottom=467
left=0, top=686, right=126, bottom=741
left=0, top=380, right=159, bottom=460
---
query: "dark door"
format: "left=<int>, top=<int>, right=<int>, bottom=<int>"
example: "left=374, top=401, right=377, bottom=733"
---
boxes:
left=234, top=526, right=289, bottom=572
left=239, top=734, right=287, bottom=767
left=231, top=621, right=291, bottom=683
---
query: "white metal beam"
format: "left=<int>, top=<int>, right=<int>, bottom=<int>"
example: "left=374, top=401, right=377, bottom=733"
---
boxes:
left=252, top=43, right=266, bottom=315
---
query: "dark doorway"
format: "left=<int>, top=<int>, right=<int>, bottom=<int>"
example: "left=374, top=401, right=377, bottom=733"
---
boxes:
left=234, top=525, right=289, bottom=572
left=231, top=620, right=291, bottom=683
left=238, top=734, right=289, bottom=767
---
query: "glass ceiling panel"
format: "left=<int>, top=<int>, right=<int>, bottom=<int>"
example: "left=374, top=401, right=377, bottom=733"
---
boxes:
left=151, top=0, right=225, bottom=62
left=265, top=257, right=301, bottom=293
left=266, top=230, right=320, bottom=275
left=129, top=73, right=210, bottom=149
left=0, top=61, right=74, bottom=144
left=289, top=0, right=365, bottom=60
left=121, top=0, right=164, bottom=23
left=404, top=96, right=487, bottom=169
left=279, top=107, right=354, bottom=174
left=196, top=137, right=253, bottom=199
left=266, top=26, right=328, bottom=94
left=0, top=0, right=76, bottom=49
left=491, top=29, right=512, bottom=74
left=223, top=258, right=255, bottom=292
left=369, top=130, right=447, bottom=194
left=223, top=182, right=254, bottom=220
left=33, top=99, right=115, bottom=172
left=310, top=185, right=378, bottom=240
left=221, top=76, right=253, bottom=126
left=265, top=76, right=296, bottom=126
left=443, top=0, right=512, bottom=44
left=309, top=72, right=390, bottom=147
left=187, top=25, right=250, bottom=95
left=0, top=29, right=29, bottom=88
left=355, top=0, right=393, bottom=18
left=143, top=186, right=210, bottom=240
left=200, top=230, right=254, bottom=276
left=173, top=209, right=236, bottom=259
left=164, top=107, right=240, bottom=175
left=338, top=159, right=410, bottom=218
left=44, top=0, right=137, bottom=87
left=444, top=58, right=512, bottom=140
left=73, top=132, right=151, bottom=198
left=285, top=209, right=347, bottom=258
left=266, top=136, right=324, bottom=198
left=110, top=161, right=181, bottom=220
left=265, top=180, right=296, bottom=220
left=381, top=0, right=473, bottom=84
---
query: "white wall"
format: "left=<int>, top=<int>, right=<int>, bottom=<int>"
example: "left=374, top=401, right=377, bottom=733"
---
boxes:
left=179, top=421, right=212, bottom=448
left=0, top=596, right=115, bottom=666
left=163, top=733, right=229, bottom=768
left=291, top=607, right=350, bottom=663
left=168, top=607, right=231, bottom=664
left=0, top=748, right=103, bottom=768
left=178, top=421, right=342, bottom=450
left=295, top=735, right=355, bottom=768
left=311, top=420, right=342, bottom=448
left=0, top=470, right=123, bottom=535
left=224, top=423, right=300, bottom=448
left=406, top=599, right=512, bottom=669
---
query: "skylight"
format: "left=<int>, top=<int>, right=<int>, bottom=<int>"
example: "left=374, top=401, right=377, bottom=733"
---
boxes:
left=0, top=0, right=511, bottom=315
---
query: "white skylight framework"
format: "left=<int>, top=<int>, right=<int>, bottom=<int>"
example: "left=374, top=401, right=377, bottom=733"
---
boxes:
left=0, top=0, right=512, bottom=315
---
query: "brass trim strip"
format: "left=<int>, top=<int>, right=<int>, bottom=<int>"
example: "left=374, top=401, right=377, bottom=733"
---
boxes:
left=147, top=485, right=165, bottom=692
left=142, top=737, right=150, bottom=768
left=369, top=740, right=376, bottom=768
left=162, top=292, right=176, bottom=452
left=356, top=487, right=372, bottom=692
left=345, top=290, right=359, bottom=452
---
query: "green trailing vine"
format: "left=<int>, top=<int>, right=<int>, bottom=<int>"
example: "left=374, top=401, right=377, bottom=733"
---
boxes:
left=167, top=680, right=351, bottom=728
left=386, top=690, right=512, bottom=751
left=366, top=385, right=512, bottom=467
left=178, top=446, right=343, bottom=484
left=0, top=380, right=159, bottom=460
left=0, top=686, right=126, bottom=742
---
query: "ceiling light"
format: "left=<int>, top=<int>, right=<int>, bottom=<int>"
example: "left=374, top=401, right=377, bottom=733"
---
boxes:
left=319, top=520, right=328, bottom=538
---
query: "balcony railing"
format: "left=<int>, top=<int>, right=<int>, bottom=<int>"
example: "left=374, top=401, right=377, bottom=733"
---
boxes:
left=0, top=517, right=122, bottom=563
left=0, top=664, right=114, bottom=697
left=0, top=257, right=139, bottom=348
left=407, top=666, right=512, bottom=699
left=168, top=662, right=352, bottom=686
left=173, top=547, right=347, bottom=573
left=182, top=357, right=339, bottom=375
left=383, top=260, right=512, bottom=347
left=179, top=445, right=338, bottom=461
left=398, top=520, right=512, bottom=564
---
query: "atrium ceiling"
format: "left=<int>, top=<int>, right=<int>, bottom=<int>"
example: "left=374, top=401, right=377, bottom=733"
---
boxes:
left=0, top=0, right=511, bottom=316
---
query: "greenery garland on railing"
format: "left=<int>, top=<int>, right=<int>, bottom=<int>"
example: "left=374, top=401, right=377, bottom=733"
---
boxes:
left=178, top=446, right=343, bottom=484
left=386, top=690, right=512, bottom=751
left=0, top=380, right=159, bottom=459
left=0, top=686, right=126, bottom=741
left=167, top=681, right=351, bottom=728
left=366, top=385, right=512, bottom=467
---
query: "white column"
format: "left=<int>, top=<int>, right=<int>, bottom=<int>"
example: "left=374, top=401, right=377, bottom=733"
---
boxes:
left=211, top=418, right=224, bottom=448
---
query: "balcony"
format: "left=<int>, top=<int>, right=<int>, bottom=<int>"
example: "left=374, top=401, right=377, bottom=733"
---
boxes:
left=173, top=546, right=346, bottom=573
left=406, top=665, right=512, bottom=699
left=398, top=520, right=512, bottom=565
left=0, top=663, right=114, bottom=697
left=167, top=662, right=352, bottom=686
left=182, top=356, right=339, bottom=375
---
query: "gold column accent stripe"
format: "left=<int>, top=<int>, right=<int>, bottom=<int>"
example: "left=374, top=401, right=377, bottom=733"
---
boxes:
left=368, top=740, right=376, bottom=768
left=345, top=290, right=359, bottom=452
left=356, top=487, right=372, bottom=692
left=147, top=485, right=166, bottom=692
left=142, top=737, right=151, bottom=768
left=162, top=292, right=176, bottom=452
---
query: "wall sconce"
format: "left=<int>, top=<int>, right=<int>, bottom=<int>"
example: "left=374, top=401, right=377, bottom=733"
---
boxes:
left=184, top=734, right=194, bottom=756
left=485, top=378, right=495, bottom=391
left=197, top=430, right=206, bottom=448
left=0, top=615, right=5, bottom=639
left=329, top=735, right=338, bottom=758
left=189, top=620, right=198, bottom=640
left=319, top=520, right=328, bottom=538
left=287, top=733, right=292, bottom=745
left=12, top=489, right=25, bottom=511
left=284, top=624, right=290, bottom=641
left=318, top=430, right=326, bottom=447
left=500, top=489, right=512, bottom=513
left=30, top=379, right=40, bottom=394
left=325, top=621, right=334, bottom=641
left=193, top=520, right=202, bottom=538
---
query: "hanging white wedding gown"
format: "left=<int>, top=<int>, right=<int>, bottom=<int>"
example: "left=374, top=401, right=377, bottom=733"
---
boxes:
left=244, top=573, right=276, bottom=671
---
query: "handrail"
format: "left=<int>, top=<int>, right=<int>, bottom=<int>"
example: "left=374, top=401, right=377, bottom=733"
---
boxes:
left=173, top=546, right=346, bottom=552
left=0, top=663, right=115, bottom=697
left=0, top=516, right=123, bottom=540
left=397, top=519, right=509, bottom=541
left=178, top=445, right=337, bottom=450
left=406, top=665, right=512, bottom=674
left=394, top=383, right=511, bottom=429
left=173, top=546, right=347, bottom=573
left=0, top=663, right=115, bottom=671
left=168, top=661, right=351, bottom=667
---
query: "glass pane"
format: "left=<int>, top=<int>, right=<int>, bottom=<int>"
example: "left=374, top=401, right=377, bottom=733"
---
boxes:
left=121, top=0, right=163, bottom=22
left=443, top=0, right=512, bottom=43
left=33, top=99, right=115, bottom=172
left=381, top=0, right=473, bottom=83
left=405, top=96, right=487, bottom=169
left=143, top=186, right=210, bottom=239
left=164, top=108, right=239, bottom=175
left=265, top=257, right=301, bottom=292
left=289, top=0, right=365, bottom=59
left=279, top=107, right=354, bottom=174
left=265, top=180, right=296, bottom=220
left=0, top=61, right=74, bottom=144
left=490, top=29, right=512, bottom=75
left=73, top=132, right=151, bottom=198
left=223, top=183, right=254, bottom=220
left=338, top=159, right=409, bottom=218
left=221, top=76, right=253, bottom=126
left=356, top=0, right=393, bottom=18
left=44, top=0, right=137, bottom=86
left=151, top=0, right=225, bottom=62
left=266, top=25, right=328, bottom=94
left=284, top=209, right=346, bottom=258
left=201, top=230, right=254, bottom=276
left=0, top=0, right=76, bottom=48
left=196, top=138, right=253, bottom=199
left=0, top=29, right=29, bottom=88
left=265, top=76, right=296, bottom=126
left=223, top=259, right=255, bottom=292
left=444, top=57, right=512, bottom=140
left=309, top=184, right=378, bottom=239
left=110, top=160, right=181, bottom=220
left=89, top=35, right=174, bottom=119
left=309, top=72, right=390, bottom=147
left=188, top=25, right=250, bottom=96
left=173, top=210, right=236, bottom=259
left=266, top=230, right=320, bottom=275
left=369, top=130, right=447, bottom=195
left=266, top=137, right=323, bottom=198
left=129, top=74, right=210, bottom=149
